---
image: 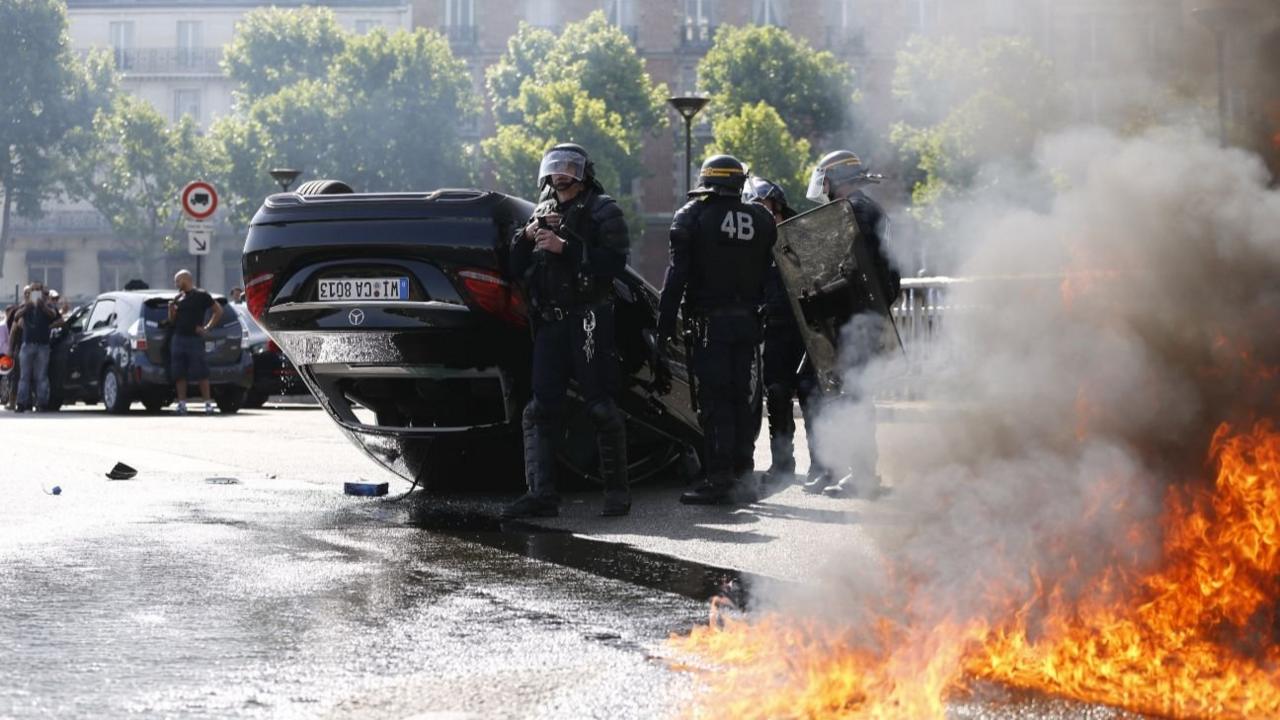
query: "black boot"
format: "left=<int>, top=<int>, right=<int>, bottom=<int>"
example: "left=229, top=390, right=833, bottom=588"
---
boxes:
left=592, top=400, right=631, bottom=517
left=680, top=478, right=735, bottom=505
left=802, top=469, right=835, bottom=494
left=502, top=402, right=560, bottom=520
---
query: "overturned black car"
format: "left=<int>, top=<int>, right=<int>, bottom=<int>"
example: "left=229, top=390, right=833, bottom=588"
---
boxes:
left=241, top=183, right=706, bottom=488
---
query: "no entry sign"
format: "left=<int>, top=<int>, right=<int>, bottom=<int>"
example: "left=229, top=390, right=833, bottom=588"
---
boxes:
left=181, top=181, right=218, bottom=220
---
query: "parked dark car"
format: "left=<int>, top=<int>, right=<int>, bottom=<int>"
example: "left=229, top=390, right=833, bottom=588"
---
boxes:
left=235, top=303, right=304, bottom=408
left=48, top=290, right=253, bottom=414
left=242, top=185, right=714, bottom=489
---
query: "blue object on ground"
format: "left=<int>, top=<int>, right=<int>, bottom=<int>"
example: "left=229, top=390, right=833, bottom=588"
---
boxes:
left=343, top=482, right=388, bottom=497
left=51, top=486, right=62, bottom=495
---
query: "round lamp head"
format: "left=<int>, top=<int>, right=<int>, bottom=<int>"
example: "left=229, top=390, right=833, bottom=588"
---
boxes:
left=668, top=96, right=710, bottom=121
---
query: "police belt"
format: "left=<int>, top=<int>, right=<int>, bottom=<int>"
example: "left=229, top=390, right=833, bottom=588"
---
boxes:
left=534, top=303, right=605, bottom=322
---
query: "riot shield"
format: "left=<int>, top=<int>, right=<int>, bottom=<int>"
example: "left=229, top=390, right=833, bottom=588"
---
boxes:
left=773, top=200, right=903, bottom=394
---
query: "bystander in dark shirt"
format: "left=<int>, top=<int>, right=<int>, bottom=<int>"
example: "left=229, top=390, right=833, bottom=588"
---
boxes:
left=17, top=304, right=55, bottom=344
left=172, top=290, right=214, bottom=336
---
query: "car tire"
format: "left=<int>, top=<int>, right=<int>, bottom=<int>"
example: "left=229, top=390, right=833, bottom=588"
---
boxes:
left=216, top=388, right=245, bottom=414
left=244, top=391, right=269, bottom=409
left=294, top=179, right=353, bottom=196
left=101, top=366, right=131, bottom=414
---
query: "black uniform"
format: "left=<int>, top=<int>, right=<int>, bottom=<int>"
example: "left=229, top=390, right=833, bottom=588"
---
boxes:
left=762, top=260, right=818, bottom=477
left=805, top=189, right=900, bottom=494
left=509, top=185, right=630, bottom=512
left=658, top=195, right=777, bottom=494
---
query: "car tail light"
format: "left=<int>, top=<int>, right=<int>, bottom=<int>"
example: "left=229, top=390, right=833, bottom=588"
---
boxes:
left=245, top=272, right=274, bottom=320
left=127, top=318, right=147, bottom=350
left=267, top=339, right=281, bottom=354
left=458, top=268, right=528, bottom=327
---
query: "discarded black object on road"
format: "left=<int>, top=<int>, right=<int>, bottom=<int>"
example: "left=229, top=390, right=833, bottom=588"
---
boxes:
left=344, top=481, right=389, bottom=497
left=105, top=462, right=138, bottom=480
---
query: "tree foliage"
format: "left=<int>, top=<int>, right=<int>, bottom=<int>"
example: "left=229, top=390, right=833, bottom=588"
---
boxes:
left=0, top=0, right=113, bottom=274
left=708, top=101, right=813, bottom=210
left=212, top=25, right=477, bottom=229
left=72, top=94, right=215, bottom=272
left=483, top=12, right=665, bottom=199
left=698, top=25, right=856, bottom=142
left=221, top=6, right=346, bottom=101
left=889, top=35, right=1060, bottom=226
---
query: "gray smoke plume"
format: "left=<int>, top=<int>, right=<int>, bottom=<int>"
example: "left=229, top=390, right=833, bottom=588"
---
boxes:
left=788, top=126, right=1280, bottom=639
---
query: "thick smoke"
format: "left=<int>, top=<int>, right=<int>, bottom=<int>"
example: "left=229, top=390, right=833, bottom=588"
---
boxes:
left=789, top=126, right=1280, bottom=638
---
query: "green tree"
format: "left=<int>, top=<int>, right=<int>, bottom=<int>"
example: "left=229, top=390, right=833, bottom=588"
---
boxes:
left=221, top=6, right=346, bottom=100
left=211, top=25, right=477, bottom=229
left=0, top=0, right=113, bottom=275
left=889, top=36, right=1060, bottom=226
left=484, top=12, right=665, bottom=186
left=698, top=25, right=856, bottom=142
left=73, top=95, right=214, bottom=278
left=708, top=101, right=813, bottom=208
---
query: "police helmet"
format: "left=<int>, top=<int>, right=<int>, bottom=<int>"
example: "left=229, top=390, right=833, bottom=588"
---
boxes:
left=538, top=143, right=596, bottom=189
left=691, top=154, right=748, bottom=197
left=806, top=150, right=873, bottom=203
left=742, top=176, right=796, bottom=219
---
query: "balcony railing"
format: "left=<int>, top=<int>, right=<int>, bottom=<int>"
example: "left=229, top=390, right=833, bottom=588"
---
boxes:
left=92, top=47, right=224, bottom=74
left=9, top=210, right=112, bottom=234
left=441, top=24, right=479, bottom=50
left=679, top=23, right=718, bottom=51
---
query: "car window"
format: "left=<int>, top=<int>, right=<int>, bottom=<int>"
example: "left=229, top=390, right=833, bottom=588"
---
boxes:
left=86, top=300, right=116, bottom=330
left=65, top=307, right=89, bottom=333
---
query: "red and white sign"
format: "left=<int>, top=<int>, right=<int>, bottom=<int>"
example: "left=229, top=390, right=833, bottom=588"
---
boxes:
left=180, top=181, right=218, bottom=220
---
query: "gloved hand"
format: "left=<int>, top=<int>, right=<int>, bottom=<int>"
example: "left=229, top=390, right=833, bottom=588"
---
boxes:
left=650, top=335, right=672, bottom=396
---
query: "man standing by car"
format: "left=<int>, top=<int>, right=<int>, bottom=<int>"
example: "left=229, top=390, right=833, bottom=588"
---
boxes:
left=502, top=143, right=632, bottom=519
left=801, top=150, right=901, bottom=498
left=656, top=156, right=778, bottom=505
left=168, top=269, right=223, bottom=415
left=12, top=282, right=60, bottom=412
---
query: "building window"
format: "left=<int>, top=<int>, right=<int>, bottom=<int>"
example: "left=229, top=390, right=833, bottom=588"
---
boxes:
left=682, top=0, right=716, bottom=45
left=752, top=0, right=788, bottom=27
left=445, top=0, right=474, bottom=26
left=99, top=252, right=135, bottom=293
left=355, top=19, right=382, bottom=34
left=605, top=0, right=634, bottom=27
left=174, top=89, right=201, bottom=123
left=526, top=0, right=558, bottom=28
left=26, top=251, right=65, bottom=294
left=109, top=21, right=134, bottom=70
left=906, top=0, right=942, bottom=35
left=176, top=20, right=202, bottom=66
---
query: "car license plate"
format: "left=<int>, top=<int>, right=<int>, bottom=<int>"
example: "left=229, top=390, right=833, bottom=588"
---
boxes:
left=318, top=277, right=409, bottom=301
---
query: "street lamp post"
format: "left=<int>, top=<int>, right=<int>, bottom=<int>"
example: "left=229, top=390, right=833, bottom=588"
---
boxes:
left=269, top=168, right=301, bottom=193
left=667, top=96, right=710, bottom=196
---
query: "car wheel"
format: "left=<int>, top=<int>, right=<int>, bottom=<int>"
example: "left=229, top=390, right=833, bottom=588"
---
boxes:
left=216, top=388, right=245, bottom=414
left=101, top=367, right=131, bottom=414
left=243, top=391, right=268, bottom=409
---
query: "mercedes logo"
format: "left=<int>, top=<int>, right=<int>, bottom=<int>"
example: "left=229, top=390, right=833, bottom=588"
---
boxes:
left=348, top=308, right=365, bottom=326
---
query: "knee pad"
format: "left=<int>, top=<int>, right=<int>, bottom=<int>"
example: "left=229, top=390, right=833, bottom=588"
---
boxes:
left=586, top=399, right=624, bottom=433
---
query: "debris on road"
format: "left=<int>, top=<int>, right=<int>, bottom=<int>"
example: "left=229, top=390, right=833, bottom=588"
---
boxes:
left=105, top=462, right=137, bottom=480
left=344, top=481, right=389, bottom=497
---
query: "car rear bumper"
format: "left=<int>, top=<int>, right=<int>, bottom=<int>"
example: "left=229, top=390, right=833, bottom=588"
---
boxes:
left=132, top=353, right=254, bottom=390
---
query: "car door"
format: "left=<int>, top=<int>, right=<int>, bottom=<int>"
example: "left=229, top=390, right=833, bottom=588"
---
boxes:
left=79, top=299, right=117, bottom=395
left=50, top=306, right=89, bottom=399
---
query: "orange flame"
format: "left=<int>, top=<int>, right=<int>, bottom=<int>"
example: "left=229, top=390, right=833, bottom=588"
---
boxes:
left=670, top=422, right=1280, bottom=718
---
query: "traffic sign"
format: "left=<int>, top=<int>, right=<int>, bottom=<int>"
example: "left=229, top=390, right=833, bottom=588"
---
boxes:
left=181, top=181, right=218, bottom=220
left=188, top=230, right=212, bottom=255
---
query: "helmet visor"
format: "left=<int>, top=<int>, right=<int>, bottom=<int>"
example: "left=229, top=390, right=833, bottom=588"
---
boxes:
left=805, top=166, right=829, bottom=203
left=538, top=150, right=587, bottom=185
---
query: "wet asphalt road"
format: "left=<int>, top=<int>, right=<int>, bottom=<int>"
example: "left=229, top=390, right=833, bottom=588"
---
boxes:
left=0, top=406, right=1151, bottom=719
left=0, top=406, right=707, bottom=719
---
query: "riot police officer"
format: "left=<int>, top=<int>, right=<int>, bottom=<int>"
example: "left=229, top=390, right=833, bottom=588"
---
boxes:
left=502, top=143, right=632, bottom=519
left=741, top=177, right=816, bottom=486
left=656, top=155, right=778, bottom=505
left=801, top=150, right=900, bottom=498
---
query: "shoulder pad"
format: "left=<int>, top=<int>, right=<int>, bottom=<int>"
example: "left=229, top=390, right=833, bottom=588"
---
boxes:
left=588, top=193, right=624, bottom=220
